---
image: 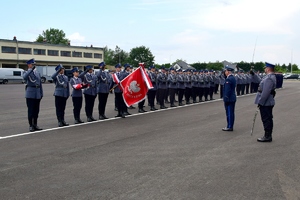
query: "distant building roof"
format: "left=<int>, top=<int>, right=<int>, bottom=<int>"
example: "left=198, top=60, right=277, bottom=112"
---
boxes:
left=172, top=60, right=195, bottom=70
left=222, top=60, right=238, bottom=71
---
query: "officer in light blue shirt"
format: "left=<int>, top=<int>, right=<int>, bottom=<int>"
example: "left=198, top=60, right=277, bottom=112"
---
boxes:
left=51, top=64, right=70, bottom=127
left=255, top=62, right=277, bottom=142
left=70, top=67, right=84, bottom=124
left=23, top=58, right=43, bottom=132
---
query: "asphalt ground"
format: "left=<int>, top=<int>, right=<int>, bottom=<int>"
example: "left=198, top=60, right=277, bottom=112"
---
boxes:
left=0, top=81, right=299, bottom=199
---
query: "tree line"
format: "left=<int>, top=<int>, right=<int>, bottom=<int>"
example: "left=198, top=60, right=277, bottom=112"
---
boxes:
left=36, top=28, right=299, bottom=72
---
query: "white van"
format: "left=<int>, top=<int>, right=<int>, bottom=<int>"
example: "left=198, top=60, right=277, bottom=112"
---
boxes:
left=0, top=68, right=24, bottom=84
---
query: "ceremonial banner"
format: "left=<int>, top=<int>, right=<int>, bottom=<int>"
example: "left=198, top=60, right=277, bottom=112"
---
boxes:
left=120, top=65, right=153, bottom=107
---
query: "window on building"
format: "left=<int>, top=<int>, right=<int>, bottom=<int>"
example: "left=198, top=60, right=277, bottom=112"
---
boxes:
left=33, top=49, right=46, bottom=55
left=13, top=71, right=22, bottom=76
left=84, top=52, right=93, bottom=58
left=1, top=46, right=16, bottom=53
left=61, top=51, right=71, bottom=57
left=18, top=47, right=31, bottom=54
left=72, top=51, right=82, bottom=57
left=48, top=50, right=59, bottom=56
left=94, top=53, right=103, bottom=59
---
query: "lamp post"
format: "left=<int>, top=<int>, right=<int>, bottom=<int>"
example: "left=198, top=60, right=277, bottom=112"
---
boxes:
left=14, top=36, right=19, bottom=68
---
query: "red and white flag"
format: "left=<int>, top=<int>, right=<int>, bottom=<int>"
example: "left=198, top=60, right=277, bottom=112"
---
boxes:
left=119, top=64, right=153, bottom=107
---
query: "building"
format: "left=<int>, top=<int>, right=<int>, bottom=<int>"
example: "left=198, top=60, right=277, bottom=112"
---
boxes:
left=172, top=60, right=195, bottom=71
left=0, top=37, right=104, bottom=70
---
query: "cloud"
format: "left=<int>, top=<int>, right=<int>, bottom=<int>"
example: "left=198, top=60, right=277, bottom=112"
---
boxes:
left=67, top=32, right=85, bottom=45
left=189, top=0, right=300, bottom=34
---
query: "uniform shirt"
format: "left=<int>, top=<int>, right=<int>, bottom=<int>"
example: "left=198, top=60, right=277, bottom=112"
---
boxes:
left=223, top=74, right=237, bottom=103
left=70, top=77, right=83, bottom=97
left=113, top=71, right=126, bottom=93
left=79, top=71, right=97, bottom=96
left=176, top=73, right=185, bottom=89
left=168, top=73, right=177, bottom=89
left=23, top=69, right=43, bottom=99
left=96, top=69, right=112, bottom=94
left=254, top=73, right=276, bottom=106
left=148, top=71, right=157, bottom=91
left=191, top=74, right=198, bottom=87
left=157, top=72, right=168, bottom=89
left=51, top=71, right=70, bottom=98
left=184, top=74, right=192, bottom=88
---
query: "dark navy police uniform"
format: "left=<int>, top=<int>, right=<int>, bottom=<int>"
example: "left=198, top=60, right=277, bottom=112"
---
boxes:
left=222, top=66, right=236, bottom=131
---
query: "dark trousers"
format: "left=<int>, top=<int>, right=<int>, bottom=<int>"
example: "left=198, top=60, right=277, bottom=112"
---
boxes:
left=209, top=86, right=215, bottom=99
left=204, top=87, right=209, bottom=100
left=72, top=96, right=82, bottom=120
left=185, top=87, right=192, bottom=103
left=115, top=92, right=126, bottom=113
left=224, top=102, right=235, bottom=129
left=169, top=88, right=176, bottom=105
left=55, top=96, right=67, bottom=121
left=245, top=84, right=250, bottom=94
left=198, top=87, right=204, bottom=100
left=214, top=84, right=219, bottom=94
left=26, top=98, right=41, bottom=126
left=241, top=84, right=245, bottom=95
left=98, top=93, right=109, bottom=116
left=236, top=84, right=241, bottom=96
left=192, top=87, right=198, bottom=101
left=220, top=85, right=224, bottom=98
left=84, top=94, right=96, bottom=117
left=147, top=90, right=156, bottom=107
left=158, top=88, right=167, bottom=106
left=138, top=99, right=145, bottom=109
left=259, top=106, right=274, bottom=133
left=165, top=88, right=169, bottom=102
left=177, top=88, right=185, bottom=103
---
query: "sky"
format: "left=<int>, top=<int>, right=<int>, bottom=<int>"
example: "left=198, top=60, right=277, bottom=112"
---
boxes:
left=1, top=0, right=300, bottom=66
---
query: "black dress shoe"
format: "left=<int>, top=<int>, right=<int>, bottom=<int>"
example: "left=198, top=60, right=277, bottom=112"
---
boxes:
left=128, top=105, right=136, bottom=109
left=257, top=136, right=272, bottom=142
left=29, top=126, right=35, bottom=132
left=115, top=114, right=122, bottom=118
left=205, top=99, right=209, bottom=101
left=62, top=120, right=69, bottom=126
left=186, top=101, right=191, bottom=104
left=179, top=103, right=183, bottom=106
left=199, top=100, right=204, bottom=102
left=210, top=98, right=215, bottom=101
left=222, top=127, right=233, bottom=131
left=58, top=121, right=64, bottom=127
left=138, top=109, right=144, bottom=113
left=101, top=115, right=108, bottom=119
left=90, top=116, right=97, bottom=121
left=121, top=113, right=126, bottom=118
left=114, top=107, right=118, bottom=111
left=150, top=107, right=156, bottom=111
left=142, top=108, right=147, bottom=112
left=171, top=104, right=177, bottom=107
left=87, top=117, right=93, bottom=122
left=33, top=125, right=43, bottom=131
left=123, top=111, right=131, bottom=115
left=78, top=119, right=84, bottom=123
left=99, top=115, right=105, bottom=120
left=193, top=101, right=197, bottom=103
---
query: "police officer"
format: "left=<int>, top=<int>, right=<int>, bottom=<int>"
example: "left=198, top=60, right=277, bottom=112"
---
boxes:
left=113, top=63, right=127, bottom=118
left=70, top=67, right=85, bottom=124
left=255, top=62, right=277, bottom=142
left=222, top=65, right=237, bottom=131
left=208, top=70, right=215, bottom=100
left=219, top=70, right=226, bottom=99
left=51, top=64, right=70, bottom=127
left=23, top=58, right=43, bottom=132
left=168, top=68, right=177, bottom=107
left=203, top=70, right=210, bottom=101
left=157, top=66, right=168, bottom=109
left=96, top=62, right=112, bottom=120
left=79, top=65, right=98, bottom=122
left=184, top=69, right=192, bottom=104
left=191, top=69, right=198, bottom=103
left=147, top=65, right=158, bottom=111
left=176, top=68, right=185, bottom=106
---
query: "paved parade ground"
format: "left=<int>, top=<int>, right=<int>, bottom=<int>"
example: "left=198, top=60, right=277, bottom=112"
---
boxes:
left=0, top=81, right=300, bottom=199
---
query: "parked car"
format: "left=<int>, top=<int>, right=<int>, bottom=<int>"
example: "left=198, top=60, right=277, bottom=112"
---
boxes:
left=283, top=74, right=299, bottom=79
left=0, top=68, right=24, bottom=84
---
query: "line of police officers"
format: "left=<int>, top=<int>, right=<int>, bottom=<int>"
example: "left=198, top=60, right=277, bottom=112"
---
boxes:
left=23, top=58, right=277, bottom=143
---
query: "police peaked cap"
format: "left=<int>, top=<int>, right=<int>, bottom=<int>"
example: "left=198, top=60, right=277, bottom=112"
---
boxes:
left=26, top=58, right=36, bottom=65
left=71, top=67, right=79, bottom=73
left=265, top=62, right=275, bottom=68
left=55, top=64, right=64, bottom=71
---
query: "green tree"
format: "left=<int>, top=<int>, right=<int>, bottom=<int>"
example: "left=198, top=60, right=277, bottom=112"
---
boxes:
left=113, top=46, right=129, bottom=65
left=103, top=46, right=115, bottom=65
left=36, top=28, right=69, bottom=45
left=128, top=46, right=155, bottom=68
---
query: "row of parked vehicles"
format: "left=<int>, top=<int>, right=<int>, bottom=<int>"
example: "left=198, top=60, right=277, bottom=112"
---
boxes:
left=283, top=73, right=300, bottom=79
left=0, top=66, right=84, bottom=84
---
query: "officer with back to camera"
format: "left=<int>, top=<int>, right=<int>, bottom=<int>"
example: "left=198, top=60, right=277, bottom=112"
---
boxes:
left=255, top=62, right=277, bottom=142
left=23, top=58, right=43, bottom=132
left=51, top=64, right=70, bottom=127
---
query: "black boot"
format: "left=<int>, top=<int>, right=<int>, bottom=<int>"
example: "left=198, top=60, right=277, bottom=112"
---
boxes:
left=138, top=108, right=144, bottom=113
left=150, top=107, right=156, bottom=111
left=29, top=126, right=35, bottom=132
left=61, top=119, right=69, bottom=126
left=121, top=111, right=126, bottom=118
left=257, top=131, right=272, bottom=142
left=33, top=118, right=42, bottom=131
left=90, top=116, right=97, bottom=121
left=75, top=118, right=84, bottom=124
left=115, top=111, right=122, bottom=118
left=58, top=120, right=64, bottom=127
